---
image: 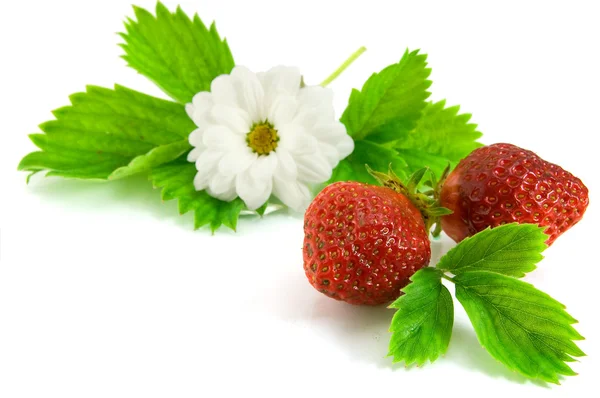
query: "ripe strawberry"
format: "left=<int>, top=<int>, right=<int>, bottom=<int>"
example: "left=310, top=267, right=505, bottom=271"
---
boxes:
left=440, top=143, right=589, bottom=245
left=303, top=181, right=431, bottom=306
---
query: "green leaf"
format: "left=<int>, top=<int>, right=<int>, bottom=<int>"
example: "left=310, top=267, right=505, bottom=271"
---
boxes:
left=18, top=85, right=195, bottom=180
left=109, top=140, right=190, bottom=180
left=437, top=223, right=547, bottom=278
left=396, top=148, right=453, bottom=179
left=340, top=49, right=431, bottom=143
left=150, top=157, right=245, bottom=232
left=396, top=100, right=483, bottom=173
left=255, top=202, right=269, bottom=216
left=120, top=2, right=235, bottom=103
left=329, top=140, right=409, bottom=184
left=455, top=271, right=585, bottom=384
left=388, top=268, right=454, bottom=366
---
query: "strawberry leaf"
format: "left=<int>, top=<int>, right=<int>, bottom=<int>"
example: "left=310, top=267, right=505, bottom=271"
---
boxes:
left=436, top=223, right=548, bottom=278
left=18, top=85, right=194, bottom=180
left=455, top=271, right=585, bottom=384
left=388, top=268, right=454, bottom=366
left=120, top=2, right=235, bottom=104
left=109, top=140, right=191, bottom=180
left=329, top=140, right=409, bottom=184
left=341, top=49, right=431, bottom=143
left=150, top=157, right=245, bottom=232
left=395, top=148, right=454, bottom=180
left=396, top=100, right=483, bottom=175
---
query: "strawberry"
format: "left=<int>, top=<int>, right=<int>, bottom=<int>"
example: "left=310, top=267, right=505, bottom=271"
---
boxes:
left=440, top=143, right=589, bottom=245
left=303, top=180, right=431, bottom=306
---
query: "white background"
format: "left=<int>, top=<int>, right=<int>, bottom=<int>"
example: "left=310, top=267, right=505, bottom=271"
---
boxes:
left=1, top=0, right=599, bottom=397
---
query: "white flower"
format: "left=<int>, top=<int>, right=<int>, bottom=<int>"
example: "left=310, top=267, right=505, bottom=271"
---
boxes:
left=185, top=65, right=354, bottom=211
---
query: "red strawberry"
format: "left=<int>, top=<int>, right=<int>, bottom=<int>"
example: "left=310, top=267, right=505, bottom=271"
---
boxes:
left=303, top=181, right=431, bottom=306
left=440, top=143, right=589, bottom=245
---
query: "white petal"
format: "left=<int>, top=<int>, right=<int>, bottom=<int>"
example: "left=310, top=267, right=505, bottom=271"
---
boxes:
left=293, top=107, right=335, bottom=129
left=187, top=147, right=203, bottom=162
left=260, top=66, right=301, bottom=97
left=185, top=103, right=195, bottom=120
left=187, top=92, right=213, bottom=123
left=193, top=171, right=211, bottom=191
left=188, top=128, right=206, bottom=147
left=249, top=153, right=278, bottom=181
left=294, top=86, right=335, bottom=128
left=316, top=143, right=340, bottom=167
left=218, top=148, right=257, bottom=177
left=291, top=108, right=320, bottom=129
left=335, top=132, right=355, bottom=159
left=272, top=176, right=311, bottom=212
left=311, top=123, right=346, bottom=141
left=297, top=86, right=333, bottom=108
left=275, top=148, right=297, bottom=178
left=209, top=173, right=236, bottom=195
left=236, top=170, right=272, bottom=210
left=295, top=153, right=332, bottom=183
left=279, top=124, right=318, bottom=155
left=195, top=150, right=223, bottom=174
left=203, top=126, right=239, bottom=150
left=267, top=96, right=298, bottom=127
left=231, top=66, right=265, bottom=121
left=189, top=109, right=217, bottom=132
left=211, top=74, right=238, bottom=106
left=192, top=91, right=214, bottom=110
left=207, top=184, right=238, bottom=202
left=211, top=104, right=252, bottom=135
left=310, top=123, right=354, bottom=160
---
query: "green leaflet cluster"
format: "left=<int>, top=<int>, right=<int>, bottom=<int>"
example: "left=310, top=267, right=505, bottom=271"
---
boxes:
left=120, top=3, right=235, bottom=104
left=18, top=2, right=240, bottom=232
left=388, top=223, right=585, bottom=384
left=18, top=1, right=481, bottom=231
left=19, top=85, right=194, bottom=180
left=330, top=50, right=482, bottom=184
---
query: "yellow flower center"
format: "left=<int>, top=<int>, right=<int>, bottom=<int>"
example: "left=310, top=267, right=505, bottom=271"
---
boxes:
left=246, top=123, right=279, bottom=155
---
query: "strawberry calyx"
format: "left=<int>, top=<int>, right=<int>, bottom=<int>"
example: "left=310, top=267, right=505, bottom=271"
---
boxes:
left=429, top=165, right=452, bottom=237
left=366, top=165, right=452, bottom=235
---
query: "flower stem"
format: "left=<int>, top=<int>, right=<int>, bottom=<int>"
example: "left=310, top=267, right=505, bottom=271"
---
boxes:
left=320, top=46, right=367, bottom=87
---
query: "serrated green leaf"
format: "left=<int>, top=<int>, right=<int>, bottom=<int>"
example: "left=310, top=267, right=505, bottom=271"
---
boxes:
left=18, top=85, right=195, bottom=180
left=396, top=100, right=483, bottom=174
left=396, top=148, right=453, bottom=179
left=109, top=139, right=190, bottom=180
left=19, top=149, right=127, bottom=180
left=329, top=140, right=409, bottom=184
left=388, top=268, right=454, bottom=366
left=341, top=49, right=431, bottom=143
left=255, top=202, right=269, bottom=216
left=437, top=223, right=547, bottom=278
left=120, top=2, right=235, bottom=103
left=455, top=271, right=585, bottom=384
left=150, top=157, right=244, bottom=232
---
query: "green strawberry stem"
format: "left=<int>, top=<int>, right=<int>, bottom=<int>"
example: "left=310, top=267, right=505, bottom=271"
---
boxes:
left=431, top=222, right=443, bottom=238
left=320, top=46, right=367, bottom=87
left=366, top=165, right=452, bottom=235
left=430, top=164, right=451, bottom=237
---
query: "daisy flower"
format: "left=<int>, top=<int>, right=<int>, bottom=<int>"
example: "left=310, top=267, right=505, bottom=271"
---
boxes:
left=185, top=66, right=354, bottom=211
